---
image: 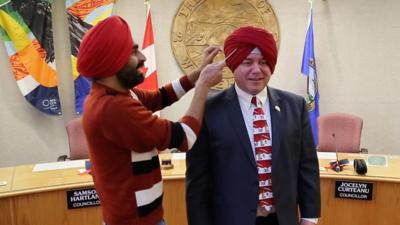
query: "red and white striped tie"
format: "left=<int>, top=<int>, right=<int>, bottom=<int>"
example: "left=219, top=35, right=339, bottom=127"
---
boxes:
left=252, top=96, right=274, bottom=211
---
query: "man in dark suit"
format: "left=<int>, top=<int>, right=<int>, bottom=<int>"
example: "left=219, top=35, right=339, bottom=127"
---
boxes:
left=186, top=26, right=321, bottom=225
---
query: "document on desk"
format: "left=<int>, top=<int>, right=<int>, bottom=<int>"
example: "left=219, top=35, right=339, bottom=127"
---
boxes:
left=367, top=155, right=388, bottom=167
left=172, top=152, right=186, bottom=160
left=317, top=152, right=337, bottom=160
left=33, top=160, right=85, bottom=172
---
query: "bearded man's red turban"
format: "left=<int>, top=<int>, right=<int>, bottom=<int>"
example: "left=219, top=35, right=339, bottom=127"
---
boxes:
left=224, top=26, right=277, bottom=73
left=77, top=16, right=133, bottom=78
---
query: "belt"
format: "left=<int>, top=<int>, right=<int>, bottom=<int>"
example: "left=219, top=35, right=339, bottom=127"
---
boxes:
left=256, top=213, right=278, bottom=225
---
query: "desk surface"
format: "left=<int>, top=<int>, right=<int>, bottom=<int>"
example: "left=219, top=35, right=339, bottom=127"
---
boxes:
left=0, top=166, right=14, bottom=193
left=0, top=155, right=187, bottom=198
left=319, top=153, right=400, bottom=182
left=1, top=153, right=400, bottom=198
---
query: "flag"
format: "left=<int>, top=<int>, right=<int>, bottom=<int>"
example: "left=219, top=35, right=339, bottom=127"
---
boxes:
left=0, top=0, right=61, bottom=115
left=66, top=0, right=116, bottom=114
left=0, top=0, right=10, bottom=8
left=301, top=4, right=319, bottom=145
left=137, top=1, right=158, bottom=90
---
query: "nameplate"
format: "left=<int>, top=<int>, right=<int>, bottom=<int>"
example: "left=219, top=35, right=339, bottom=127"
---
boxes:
left=66, top=187, right=100, bottom=209
left=335, top=180, right=373, bottom=200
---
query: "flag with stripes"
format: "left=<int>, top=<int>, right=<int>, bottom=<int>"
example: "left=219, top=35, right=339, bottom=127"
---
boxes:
left=137, top=1, right=158, bottom=91
left=66, top=0, right=116, bottom=114
left=301, top=4, right=319, bottom=145
left=0, top=0, right=10, bottom=8
left=0, top=0, right=61, bottom=115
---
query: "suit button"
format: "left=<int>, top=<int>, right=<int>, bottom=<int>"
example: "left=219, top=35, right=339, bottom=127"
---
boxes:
left=254, top=181, right=258, bottom=185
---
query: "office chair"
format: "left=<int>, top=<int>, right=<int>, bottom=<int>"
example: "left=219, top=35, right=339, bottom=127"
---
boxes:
left=317, top=112, right=367, bottom=153
left=57, top=117, right=89, bottom=161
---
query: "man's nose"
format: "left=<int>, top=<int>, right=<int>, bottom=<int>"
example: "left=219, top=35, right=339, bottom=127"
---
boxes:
left=250, top=63, right=262, bottom=73
left=138, top=51, right=147, bottom=62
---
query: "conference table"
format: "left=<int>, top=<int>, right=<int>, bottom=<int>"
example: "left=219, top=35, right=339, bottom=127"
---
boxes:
left=0, top=153, right=399, bottom=225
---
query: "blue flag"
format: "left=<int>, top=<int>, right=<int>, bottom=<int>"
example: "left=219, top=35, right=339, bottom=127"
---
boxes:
left=301, top=6, right=319, bottom=146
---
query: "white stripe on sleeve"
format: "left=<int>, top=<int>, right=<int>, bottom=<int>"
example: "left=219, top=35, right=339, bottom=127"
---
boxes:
left=180, top=123, right=197, bottom=149
left=131, top=149, right=158, bottom=162
left=171, top=79, right=186, bottom=99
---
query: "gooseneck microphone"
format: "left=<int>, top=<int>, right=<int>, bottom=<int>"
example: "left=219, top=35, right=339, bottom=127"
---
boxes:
left=332, top=133, right=341, bottom=173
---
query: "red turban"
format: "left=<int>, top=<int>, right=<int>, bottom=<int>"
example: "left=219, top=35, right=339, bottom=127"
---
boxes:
left=77, top=16, right=133, bottom=78
left=224, top=26, right=277, bottom=73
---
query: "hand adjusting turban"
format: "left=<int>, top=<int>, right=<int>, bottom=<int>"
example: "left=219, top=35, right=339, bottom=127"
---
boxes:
left=223, top=26, right=278, bottom=73
left=77, top=15, right=133, bottom=78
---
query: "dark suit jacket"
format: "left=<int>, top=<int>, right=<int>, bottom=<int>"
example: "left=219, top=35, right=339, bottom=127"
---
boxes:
left=186, top=85, right=320, bottom=225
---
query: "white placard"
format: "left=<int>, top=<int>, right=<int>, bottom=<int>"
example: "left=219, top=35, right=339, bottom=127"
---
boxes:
left=172, top=152, right=186, bottom=160
left=317, top=152, right=337, bottom=160
left=33, top=160, right=85, bottom=172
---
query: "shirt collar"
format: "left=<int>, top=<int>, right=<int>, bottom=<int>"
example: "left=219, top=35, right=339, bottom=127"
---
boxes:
left=235, top=84, right=268, bottom=110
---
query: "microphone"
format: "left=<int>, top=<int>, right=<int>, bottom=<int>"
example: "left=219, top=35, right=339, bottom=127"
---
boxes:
left=330, top=133, right=349, bottom=172
left=332, top=133, right=341, bottom=172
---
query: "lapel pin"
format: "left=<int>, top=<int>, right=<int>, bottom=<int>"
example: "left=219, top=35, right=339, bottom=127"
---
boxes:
left=274, top=106, right=281, bottom=112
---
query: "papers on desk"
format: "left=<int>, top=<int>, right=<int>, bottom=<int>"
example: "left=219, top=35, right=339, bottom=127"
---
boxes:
left=367, top=155, right=388, bottom=167
left=33, top=160, right=85, bottom=172
left=171, top=152, right=186, bottom=160
left=317, top=152, right=337, bottom=160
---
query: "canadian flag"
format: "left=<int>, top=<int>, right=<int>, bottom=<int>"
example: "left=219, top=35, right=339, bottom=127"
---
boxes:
left=137, top=3, right=158, bottom=90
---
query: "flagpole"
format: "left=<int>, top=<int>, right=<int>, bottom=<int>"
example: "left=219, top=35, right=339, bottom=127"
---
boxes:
left=144, top=0, right=150, bottom=16
left=302, top=0, right=320, bottom=145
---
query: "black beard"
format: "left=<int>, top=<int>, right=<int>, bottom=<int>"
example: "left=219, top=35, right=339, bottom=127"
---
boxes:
left=116, top=66, right=144, bottom=89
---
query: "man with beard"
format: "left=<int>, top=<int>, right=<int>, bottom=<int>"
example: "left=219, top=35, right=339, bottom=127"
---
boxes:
left=77, top=16, right=224, bottom=225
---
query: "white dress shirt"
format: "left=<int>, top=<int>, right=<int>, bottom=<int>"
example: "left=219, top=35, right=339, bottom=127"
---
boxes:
left=235, top=85, right=271, bottom=158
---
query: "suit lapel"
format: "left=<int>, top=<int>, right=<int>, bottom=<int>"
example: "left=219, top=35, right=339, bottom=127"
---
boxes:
left=268, top=87, right=282, bottom=168
left=225, top=86, right=257, bottom=168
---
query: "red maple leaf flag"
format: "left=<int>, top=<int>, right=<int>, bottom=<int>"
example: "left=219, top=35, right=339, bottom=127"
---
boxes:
left=137, top=2, right=158, bottom=90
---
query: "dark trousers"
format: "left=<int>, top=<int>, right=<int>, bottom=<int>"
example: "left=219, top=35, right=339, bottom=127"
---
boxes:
left=256, top=213, right=279, bottom=225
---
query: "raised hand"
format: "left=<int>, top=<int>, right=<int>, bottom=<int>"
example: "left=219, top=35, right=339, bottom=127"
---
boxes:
left=199, top=45, right=222, bottom=70
left=197, top=60, right=225, bottom=88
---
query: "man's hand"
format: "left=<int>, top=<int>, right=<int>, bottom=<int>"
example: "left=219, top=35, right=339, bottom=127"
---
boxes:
left=188, top=45, right=222, bottom=84
left=196, top=61, right=225, bottom=88
left=183, top=60, right=224, bottom=131
left=199, top=45, right=222, bottom=70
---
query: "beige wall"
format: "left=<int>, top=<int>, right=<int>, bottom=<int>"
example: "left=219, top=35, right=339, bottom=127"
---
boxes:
left=1, top=0, right=399, bottom=167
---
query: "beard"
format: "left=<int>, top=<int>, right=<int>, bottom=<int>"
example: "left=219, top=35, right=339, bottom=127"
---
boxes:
left=116, top=62, right=145, bottom=89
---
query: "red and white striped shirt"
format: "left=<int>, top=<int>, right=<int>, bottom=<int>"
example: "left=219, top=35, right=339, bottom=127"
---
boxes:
left=83, top=75, right=200, bottom=225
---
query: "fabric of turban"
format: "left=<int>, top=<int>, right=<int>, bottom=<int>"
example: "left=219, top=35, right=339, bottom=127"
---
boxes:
left=77, top=15, right=133, bottom=78
left=223, top=26, right=278, bottom=73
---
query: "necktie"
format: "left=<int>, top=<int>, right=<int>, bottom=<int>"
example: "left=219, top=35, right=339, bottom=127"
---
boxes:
left=251, top=96, right=274, bottom=211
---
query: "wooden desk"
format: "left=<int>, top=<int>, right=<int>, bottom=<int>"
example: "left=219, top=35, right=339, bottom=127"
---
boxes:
left=0, top=159, right=187, bottom=225
left=0, top=166, right=14, bottom=193
left=318, top=154, right=400, bottom=225
left=0, top=162, right=101, bottom=225
left=0, top=166, right=14, bottom=225
left=1, top=154, right=400, bottom=225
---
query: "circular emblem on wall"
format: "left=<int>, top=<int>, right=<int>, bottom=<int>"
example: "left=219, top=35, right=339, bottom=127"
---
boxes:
left=171, top=0, right=280, bottom=90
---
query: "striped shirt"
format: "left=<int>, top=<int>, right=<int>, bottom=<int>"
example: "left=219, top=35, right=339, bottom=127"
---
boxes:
left=82, top=75, right=200, bottom=225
